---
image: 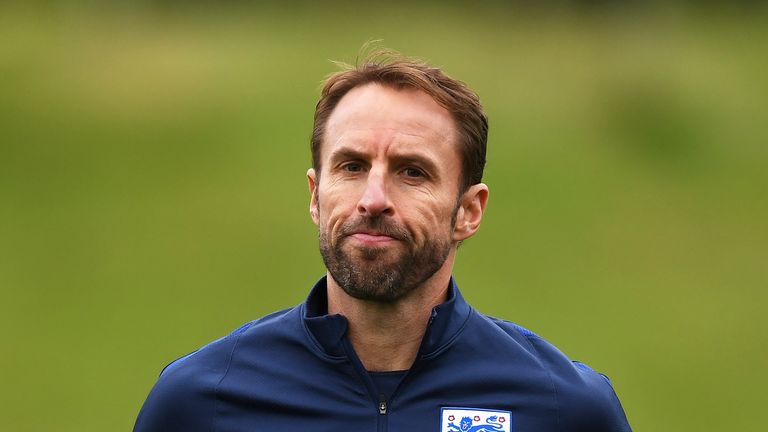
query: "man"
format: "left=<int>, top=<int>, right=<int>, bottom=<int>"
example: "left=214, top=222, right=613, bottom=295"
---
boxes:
left=134, top=51, right=632, bottom=431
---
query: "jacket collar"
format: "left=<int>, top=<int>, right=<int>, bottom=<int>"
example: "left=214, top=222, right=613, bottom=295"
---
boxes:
left=301, top=276, right=472, bottom=359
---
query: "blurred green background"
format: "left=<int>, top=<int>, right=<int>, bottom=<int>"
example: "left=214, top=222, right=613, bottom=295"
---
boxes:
left=1, top=1, right=766, bottom=430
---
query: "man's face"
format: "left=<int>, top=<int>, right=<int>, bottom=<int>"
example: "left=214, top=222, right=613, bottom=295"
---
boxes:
left=308, top=83, right=467, bottom=302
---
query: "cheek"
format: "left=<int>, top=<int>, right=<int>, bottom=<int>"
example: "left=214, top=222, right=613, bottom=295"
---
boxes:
left=317, top=206, right=339, bottom=234
left=318, top=181, right=359, bottom=211
left=317, top=195, right=352, bottom=235
left=405, top=205, right=455, bottom=242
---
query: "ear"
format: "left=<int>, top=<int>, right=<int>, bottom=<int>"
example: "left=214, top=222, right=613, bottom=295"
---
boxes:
left=452, top=183, right=489, bottom=242
left=307, top=168, right=319, bottom=226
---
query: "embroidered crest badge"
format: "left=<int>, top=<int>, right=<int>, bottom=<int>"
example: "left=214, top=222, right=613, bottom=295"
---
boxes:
left=440, top=407, right=512, bottom=432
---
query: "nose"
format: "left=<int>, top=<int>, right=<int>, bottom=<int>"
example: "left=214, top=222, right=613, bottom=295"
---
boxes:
left=357, top=171, right=393, bottom=217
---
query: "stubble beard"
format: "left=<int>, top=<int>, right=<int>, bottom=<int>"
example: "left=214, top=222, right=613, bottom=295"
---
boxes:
left=318, top=213, right=455, bottom=303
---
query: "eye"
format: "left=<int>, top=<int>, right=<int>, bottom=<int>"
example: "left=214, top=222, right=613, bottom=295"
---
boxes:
left=342, top=162, right=364, bottom=172
left=403, top=167, right=425, bottom=178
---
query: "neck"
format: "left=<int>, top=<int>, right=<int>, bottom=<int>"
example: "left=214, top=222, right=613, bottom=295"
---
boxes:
left=326, top=254, right=455, bottom=372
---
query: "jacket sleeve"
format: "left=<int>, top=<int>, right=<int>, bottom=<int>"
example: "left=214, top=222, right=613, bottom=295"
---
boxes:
left=528, top=337, right=632, bottom=432
left=133, top=334, right=239, bottom=432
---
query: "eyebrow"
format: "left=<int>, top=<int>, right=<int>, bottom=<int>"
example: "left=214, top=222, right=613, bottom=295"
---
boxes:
left=328, top=145, right=441, bottom=178
left=328, top=148, right=369, bottom=165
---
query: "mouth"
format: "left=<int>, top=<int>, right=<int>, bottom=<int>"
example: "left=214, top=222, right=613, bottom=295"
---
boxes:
left=348, top=231, right=398, bottom=245
left=337, top=218, right=409, bottom=248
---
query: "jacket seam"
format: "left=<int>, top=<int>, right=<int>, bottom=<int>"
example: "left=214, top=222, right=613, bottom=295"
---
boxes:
left=520, top=333, right=562, bottom=432
left=212, top=331, right=245, bottom=432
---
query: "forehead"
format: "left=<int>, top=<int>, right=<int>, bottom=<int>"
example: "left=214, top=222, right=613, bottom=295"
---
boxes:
left=321, top=83, right=458, bottom=161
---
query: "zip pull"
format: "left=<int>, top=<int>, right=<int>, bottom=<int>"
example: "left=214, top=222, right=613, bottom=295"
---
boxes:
left=378, top=394, right=388, bottom=415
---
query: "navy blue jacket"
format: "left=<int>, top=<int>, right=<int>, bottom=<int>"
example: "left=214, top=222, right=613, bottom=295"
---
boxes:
left=134, top=277, right=631, bottom=431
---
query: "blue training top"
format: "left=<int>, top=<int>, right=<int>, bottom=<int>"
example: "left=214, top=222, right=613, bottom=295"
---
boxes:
left=134, top=277, right=632, bottom=432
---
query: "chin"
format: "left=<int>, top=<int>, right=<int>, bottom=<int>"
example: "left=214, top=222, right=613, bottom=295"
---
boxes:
left=348, top=244, right=400, bottom=262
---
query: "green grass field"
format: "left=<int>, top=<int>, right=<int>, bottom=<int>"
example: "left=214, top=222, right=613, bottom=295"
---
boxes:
left=1, top=2, right=766, bottom=431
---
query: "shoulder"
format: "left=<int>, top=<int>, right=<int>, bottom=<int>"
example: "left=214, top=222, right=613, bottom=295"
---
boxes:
left=166, top=306, right=299, bottom=370
left=133, top=307, right=297, bottom=432
left=472, top=313, right=632, bottom=431
left=157, top=306, right=297, bottom=379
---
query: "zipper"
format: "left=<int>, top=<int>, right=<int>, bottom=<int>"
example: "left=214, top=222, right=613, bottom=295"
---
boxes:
left=378, top=394, right=388, bottom=415
left=340, top=338, right=391, bottom=431
left=377, top=393, right=388, bottom=432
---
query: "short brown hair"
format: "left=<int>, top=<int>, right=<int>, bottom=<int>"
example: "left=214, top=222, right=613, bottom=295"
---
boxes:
left=311, top=50, right=488, bottom=192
